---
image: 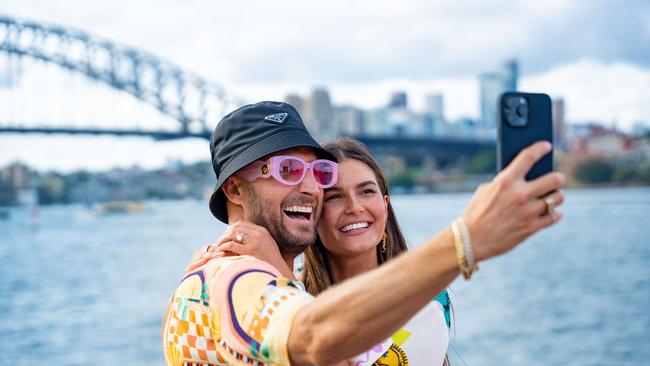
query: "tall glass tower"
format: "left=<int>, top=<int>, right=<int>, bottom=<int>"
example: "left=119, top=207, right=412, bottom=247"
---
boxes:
left=479, top=59, right=519, bottom=128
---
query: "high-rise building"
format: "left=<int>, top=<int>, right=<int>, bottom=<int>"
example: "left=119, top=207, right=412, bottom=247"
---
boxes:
left=303, top=88, right=334, bottom=141
left=501, top=59, right=518, bottom=92
left=424, top=94, right=445, bottom=137
left=425, top=94, right=444, bottom=120
left=363, top=108, right=390, bottom=136
left=388, top=91, right=408, bottom=109
left=3, top=162, right=32, bottom=189
left=552, top=98, right=567, bottom=151
left=479, top=59, right=519, bottom=128
left=335, top=106, right=364, bottom=136
left=284, top=94, right=303, bottom=115
left=479, top=72, right=503, bottom=128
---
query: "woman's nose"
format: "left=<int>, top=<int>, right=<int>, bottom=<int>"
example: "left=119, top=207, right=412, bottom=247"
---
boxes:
left=345, top=196, right=364, bottom=214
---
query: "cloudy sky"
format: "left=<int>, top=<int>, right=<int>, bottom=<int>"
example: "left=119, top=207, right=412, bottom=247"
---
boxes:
left=1, top=0, right=649, bottom=171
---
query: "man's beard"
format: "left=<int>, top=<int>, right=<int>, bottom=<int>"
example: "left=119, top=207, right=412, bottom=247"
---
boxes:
left=245, top=187, right=318, bottom=256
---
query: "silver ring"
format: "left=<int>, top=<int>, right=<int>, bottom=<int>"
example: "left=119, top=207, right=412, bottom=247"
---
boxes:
left=235, top=232, right=244, bottom=243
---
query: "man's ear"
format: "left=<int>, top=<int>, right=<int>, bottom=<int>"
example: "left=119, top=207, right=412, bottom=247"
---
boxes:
left=222, top=176, right=247, bottom=206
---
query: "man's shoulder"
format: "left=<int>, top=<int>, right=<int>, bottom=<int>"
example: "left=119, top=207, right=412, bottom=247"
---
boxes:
left=198, top=254, right=279, bottom=271
left=190, top=255, right=282, bottom=284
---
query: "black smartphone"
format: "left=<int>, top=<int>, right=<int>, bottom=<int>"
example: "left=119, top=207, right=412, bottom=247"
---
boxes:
left=497, top=92, right=553, bottom=180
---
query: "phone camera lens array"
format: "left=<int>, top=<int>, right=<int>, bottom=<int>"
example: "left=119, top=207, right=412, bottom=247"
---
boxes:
left=504, top=96, right=529, bottom=127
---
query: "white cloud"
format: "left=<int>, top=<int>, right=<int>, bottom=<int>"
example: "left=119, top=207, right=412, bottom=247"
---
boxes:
left=3, top=0, right=648, bottom=83
left=521, top=59, right=650, bottom=127
left=0, top=1, right=649, bottom=171
left=0, top=134, right=208, bottom=172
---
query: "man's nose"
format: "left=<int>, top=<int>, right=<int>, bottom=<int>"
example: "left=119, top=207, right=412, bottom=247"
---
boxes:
left=298, top=168, right=321, bottom=196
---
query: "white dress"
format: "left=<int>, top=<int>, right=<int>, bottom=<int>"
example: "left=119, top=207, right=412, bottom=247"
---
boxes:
left=350, top=290, right=451, bottom=366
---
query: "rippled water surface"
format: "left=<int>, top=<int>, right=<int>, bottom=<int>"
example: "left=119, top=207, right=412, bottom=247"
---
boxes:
left=1, top=187, right=649, bottom=365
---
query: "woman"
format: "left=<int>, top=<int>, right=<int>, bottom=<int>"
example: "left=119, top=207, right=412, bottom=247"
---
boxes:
left=303, top=138, right=451, bottom=365
left=190, top=137, right=452, bottom=365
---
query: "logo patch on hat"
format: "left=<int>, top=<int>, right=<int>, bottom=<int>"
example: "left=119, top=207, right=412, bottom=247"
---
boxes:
left=264, top=112, right=288, bottom=124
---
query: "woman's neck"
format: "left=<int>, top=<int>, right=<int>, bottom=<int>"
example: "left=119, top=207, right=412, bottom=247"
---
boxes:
left=327, top=249, right=379, bottom=284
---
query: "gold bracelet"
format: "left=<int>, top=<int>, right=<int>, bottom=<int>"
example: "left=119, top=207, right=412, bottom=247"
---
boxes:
left=456, top=217, right=478, bottom=279
left=451, top=218, right=478, bottom=280
left=451, top=220, right=469, bottom=278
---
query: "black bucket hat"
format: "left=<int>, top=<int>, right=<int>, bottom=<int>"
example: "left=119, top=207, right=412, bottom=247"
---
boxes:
left=208, top=101, right=336, bottom=223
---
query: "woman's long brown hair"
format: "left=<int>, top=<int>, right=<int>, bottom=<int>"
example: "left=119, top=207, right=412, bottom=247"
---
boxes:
left=301, top=137, right=408, bottom=296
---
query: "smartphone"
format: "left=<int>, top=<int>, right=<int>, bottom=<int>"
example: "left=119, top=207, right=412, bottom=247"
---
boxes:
left=497, top=92, right=553, bottom=180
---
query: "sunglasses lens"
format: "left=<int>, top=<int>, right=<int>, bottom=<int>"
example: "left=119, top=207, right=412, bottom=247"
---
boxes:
left=313, top=161, right=335, bottom=186
left=278, top=158, right=305, bottom=183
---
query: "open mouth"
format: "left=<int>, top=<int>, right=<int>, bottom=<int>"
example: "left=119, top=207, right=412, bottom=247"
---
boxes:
left=339, top=222, right=371, bottom=233
left=282, top=205, right=313, bottom=221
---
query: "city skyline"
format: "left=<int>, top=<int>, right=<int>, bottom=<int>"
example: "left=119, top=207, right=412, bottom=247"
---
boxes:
left=0, top=1, right=649, bottom=171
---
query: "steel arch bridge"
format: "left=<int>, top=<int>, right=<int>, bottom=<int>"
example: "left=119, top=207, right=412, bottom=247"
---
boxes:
left=0, top=15, right=245, bottom=139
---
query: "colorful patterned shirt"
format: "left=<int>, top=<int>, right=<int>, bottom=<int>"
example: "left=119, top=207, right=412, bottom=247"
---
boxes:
left=162, top=256, right=312, bottom=365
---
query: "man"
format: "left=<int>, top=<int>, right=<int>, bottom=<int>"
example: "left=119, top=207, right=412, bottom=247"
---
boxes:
left=162, top=101, right=565, bottom=365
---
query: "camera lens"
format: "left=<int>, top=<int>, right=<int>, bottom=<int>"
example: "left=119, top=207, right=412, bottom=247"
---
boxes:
left=516, top=104, right=529, bottom=118
left=504, top=96, right=528, bottom=127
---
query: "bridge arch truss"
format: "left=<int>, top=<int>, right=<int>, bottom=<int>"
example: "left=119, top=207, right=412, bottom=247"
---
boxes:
left=0, top=15, right=245, bottom=137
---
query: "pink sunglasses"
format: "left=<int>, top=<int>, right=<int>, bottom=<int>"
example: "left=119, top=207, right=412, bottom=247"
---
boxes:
left=237, top=155, right=338, bottom=188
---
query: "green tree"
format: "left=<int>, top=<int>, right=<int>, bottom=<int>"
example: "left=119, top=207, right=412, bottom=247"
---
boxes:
left=466, top=149, right=496, bottom=174
left=574, top=159, right=615, bottom=184
left=612, top=166, right=638, bottom=183
left=389, top=170, right=417, bottom=189
left=637, top=164, right=650, bottom=183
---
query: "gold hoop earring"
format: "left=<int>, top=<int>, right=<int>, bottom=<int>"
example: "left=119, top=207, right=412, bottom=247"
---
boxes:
left=380, top=232, right=387, bottom=253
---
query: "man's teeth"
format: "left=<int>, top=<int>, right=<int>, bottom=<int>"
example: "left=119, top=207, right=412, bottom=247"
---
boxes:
left=283, top=206, right=313, bottom=213
left=341, top=222, right=369, bottom=233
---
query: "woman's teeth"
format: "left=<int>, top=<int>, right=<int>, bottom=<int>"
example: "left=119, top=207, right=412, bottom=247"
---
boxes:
left=340, top=222, right=369, bottom=233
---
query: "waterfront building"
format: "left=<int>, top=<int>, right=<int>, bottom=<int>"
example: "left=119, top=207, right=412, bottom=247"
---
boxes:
left=479, top=59, right=519, bottom=128
left=388, top=91, right=408, bottom=109
left=284, top=94, right=304, bottom=116
left=501, top=59, right=518, bottom=92
left=303, top=88, right=335, bottom=141
left=335, top=105, right=364, bottom=136
left=424, top=93, right=445, bottom=137
left=479, top=72, right=503, bottom=128
left=552, top=98, right=568, bottom=151
left=363, top=108, right=391, bottom=136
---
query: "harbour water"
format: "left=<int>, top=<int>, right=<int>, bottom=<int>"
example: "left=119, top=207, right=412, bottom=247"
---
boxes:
left=1, top=187, right=649, bottom=365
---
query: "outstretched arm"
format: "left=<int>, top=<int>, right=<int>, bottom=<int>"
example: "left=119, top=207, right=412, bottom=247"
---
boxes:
left=287, top=141, right=565, bottom=365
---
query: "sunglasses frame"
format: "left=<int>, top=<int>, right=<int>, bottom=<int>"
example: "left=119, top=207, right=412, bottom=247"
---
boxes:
left=237, top=155, right=338, bottom=188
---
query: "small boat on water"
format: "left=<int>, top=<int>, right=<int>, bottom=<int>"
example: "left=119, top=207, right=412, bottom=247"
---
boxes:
left=95, top=201, right=149, bottom=215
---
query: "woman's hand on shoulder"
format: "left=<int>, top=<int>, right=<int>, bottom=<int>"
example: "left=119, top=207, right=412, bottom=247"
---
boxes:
left=464, top=141, right=565, bottom=262
left=185, top=221, right=296, bottom=280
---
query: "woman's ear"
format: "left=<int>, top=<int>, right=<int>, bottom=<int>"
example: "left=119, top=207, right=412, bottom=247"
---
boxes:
left=384, top=194, right=390, bottom=216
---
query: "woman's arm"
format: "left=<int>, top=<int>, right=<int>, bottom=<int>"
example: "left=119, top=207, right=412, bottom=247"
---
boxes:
left=287, top=141, right=565, bottom=365
left=186, top=221, right=297, bottom=280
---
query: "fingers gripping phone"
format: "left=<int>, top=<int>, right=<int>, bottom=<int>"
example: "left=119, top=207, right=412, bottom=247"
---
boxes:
left=497, top=92, right=553, bottom=180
